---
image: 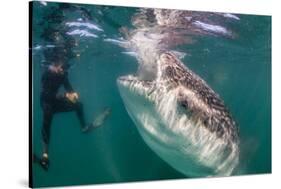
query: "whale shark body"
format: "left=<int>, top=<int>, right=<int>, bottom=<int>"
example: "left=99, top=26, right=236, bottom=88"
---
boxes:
left=117, top=52, right=239, bottom=177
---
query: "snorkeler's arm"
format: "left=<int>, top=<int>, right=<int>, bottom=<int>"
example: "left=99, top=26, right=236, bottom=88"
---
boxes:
left=63, top=72, right=74, bottom=93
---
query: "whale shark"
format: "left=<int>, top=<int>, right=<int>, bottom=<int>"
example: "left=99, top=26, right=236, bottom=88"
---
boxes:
left=114, top=8, right=239, bottom=177
left=117, top=51, right=239, bottom=177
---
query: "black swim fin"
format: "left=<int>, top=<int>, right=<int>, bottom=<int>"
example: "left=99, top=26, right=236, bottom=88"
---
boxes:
left=33, top=153, right=49, bottom=171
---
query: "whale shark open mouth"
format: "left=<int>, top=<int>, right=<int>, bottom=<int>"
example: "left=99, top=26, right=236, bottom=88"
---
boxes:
left=117, top=75, right=155, bottom=98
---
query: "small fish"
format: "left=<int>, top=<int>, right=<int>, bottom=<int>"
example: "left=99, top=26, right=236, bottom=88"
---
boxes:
left=92, top=107, right=111, bottom=127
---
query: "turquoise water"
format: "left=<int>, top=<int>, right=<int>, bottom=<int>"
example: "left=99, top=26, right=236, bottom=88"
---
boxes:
left=31, top=1, right=271, bottom=188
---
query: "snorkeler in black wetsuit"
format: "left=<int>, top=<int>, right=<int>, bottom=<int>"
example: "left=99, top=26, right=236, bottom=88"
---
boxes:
left=40, top=62, right=88, bottom=170
left=35, top=2, right=112, bottom=170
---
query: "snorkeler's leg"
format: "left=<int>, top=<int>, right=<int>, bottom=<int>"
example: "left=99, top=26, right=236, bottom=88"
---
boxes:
left=42, top=111, right=52, bottom=154
left=42, top=108, right=53, bottom=153
left=41, top=105, right=53, bottom=170
left=54, top=97, right=87, bottom=130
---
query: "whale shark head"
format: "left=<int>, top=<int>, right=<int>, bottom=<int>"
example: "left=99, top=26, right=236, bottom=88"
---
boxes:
left=117, top=51, right=239, bottom=177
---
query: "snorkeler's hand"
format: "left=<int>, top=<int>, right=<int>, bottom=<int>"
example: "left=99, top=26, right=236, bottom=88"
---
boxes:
left=66, top=92, right=79, bottom=103
left=49, top=64, right=64, bottom=74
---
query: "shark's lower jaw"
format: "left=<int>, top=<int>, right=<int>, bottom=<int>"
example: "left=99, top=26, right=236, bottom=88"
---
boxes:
left=117, top=75, right=239, bottom=177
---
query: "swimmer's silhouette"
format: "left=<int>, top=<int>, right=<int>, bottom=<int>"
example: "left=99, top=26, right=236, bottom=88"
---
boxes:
left=39, top=60, right=88, bottom=170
